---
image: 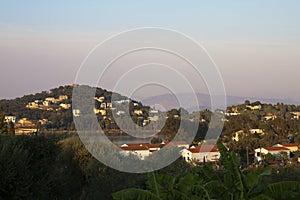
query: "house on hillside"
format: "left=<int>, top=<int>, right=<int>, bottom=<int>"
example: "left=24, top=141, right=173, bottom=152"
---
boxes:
left=4, top=116, right=16, bottom=124
left=94, top=96, right=105, bottom=103
left=58, top=95, right=68, bottom=101
left=263, top=114, right=277, bottom=121
left=232, top=130, right=245, bottom=142
left=165, top=141, right=190, bottom=149
left=120, top=144, right=150, bottom=160
left=133, top=110, right=143, bottom=115
left=72, top=109, right=81, bottom=117
left=181, top=145, right=220, bottom=163
left=246, top=102, right=262, bottom=110
left=60, top=103, right=71, bottom=109
left=249, top=129, right=264, bottom=135
left=45, top=97, right=58, bottom=103
left=254, top=146, right=290, bottom=163
left=15, top=118, right=37, bottom=135
left=291, top=112, right=300, bottom=120
left=273, top=143, right=299, bottom=152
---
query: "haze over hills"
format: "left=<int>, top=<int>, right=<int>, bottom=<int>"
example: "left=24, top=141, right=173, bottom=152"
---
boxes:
left=1, top=84, right=300, bottom=114
left=140, top=93, right=300, bottom=112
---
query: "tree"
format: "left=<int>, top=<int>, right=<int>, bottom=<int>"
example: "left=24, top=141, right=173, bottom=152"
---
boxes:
left=113, top=140, right=300, bottom=200
left=0, top=107, right=8, bottom=134
left=245, top=100, right=250, bottom=106
left=8, top=121, right=15, bottom=135
left=151, top=136, right=162, bottom=144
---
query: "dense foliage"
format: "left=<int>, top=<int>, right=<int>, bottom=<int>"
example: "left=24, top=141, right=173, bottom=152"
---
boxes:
left=0, top=134, right=192, bottom=199
left=113, top=140, right=300, bottom=200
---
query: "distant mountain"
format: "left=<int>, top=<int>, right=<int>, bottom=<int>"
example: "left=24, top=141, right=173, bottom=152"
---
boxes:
left=140, top=93, right=300, bottom=112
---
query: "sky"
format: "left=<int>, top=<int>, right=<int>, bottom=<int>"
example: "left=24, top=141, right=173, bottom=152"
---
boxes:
left=0, top=1, right=300, bottom=102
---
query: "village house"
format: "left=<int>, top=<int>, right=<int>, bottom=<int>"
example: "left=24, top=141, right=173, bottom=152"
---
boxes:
left=120, top=144, right=151, bottom=160
left=225, top=106, right=240, bottom=117
left=273, top=143, right=299, bottom=152
left=246, top=102, right=262, bottom=110
left=148, top=116, right=159, bottom=122
left=133, top=110, right=143, bottom=115
left=116, top=110, right=125, bottom=116
left=26, top=102, right=39, bottom=109
left=38, top=119, right=49, bottom=125
left=4, top=116, right=16, bottom=124
left=150, top=110, right=159, bottom=114
left=45, top=97, right=58, bottom=103
left=60, top=103, right=71, bottom=109
left=94, top=96, right=105, bottom=102
left=249, top=128, right=264, bottom=135
left=43, top=100, right=50, bottom=107
left=15, top=118, right=37, bottom=135
left=263, top=114, right=277, bottom=121
left=58, top=95, right=68, bottom=101
left=165, top=141, right=190, bottom=149
left=232, top=130, right=245, bottom=142
left=254, top=146, right=290, bottom=163
left=72, top=109, right=81, bottom=117
left=100, top=103, right=107, bottom=109
left=119, top=142, right=188, bottom=160
left=291, top=112, right=300, bottom=120
left=181, top=145, right=220, bottom=163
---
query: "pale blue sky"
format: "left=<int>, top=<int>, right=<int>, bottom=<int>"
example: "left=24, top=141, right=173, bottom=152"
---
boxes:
left=0, top=1, right=300, bottom=102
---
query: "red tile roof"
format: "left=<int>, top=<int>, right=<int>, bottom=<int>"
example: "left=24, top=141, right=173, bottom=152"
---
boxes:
left=187, top=145, right=219, bottom=153
left=165, top=141, right=189, bottom=146
left=281, top=143, right=299, bottom=147
left=120, top=146, right=149, bottom=151
left=122, top=143, right=161, bottom=148
left=264, top=147, right=290, bottom=151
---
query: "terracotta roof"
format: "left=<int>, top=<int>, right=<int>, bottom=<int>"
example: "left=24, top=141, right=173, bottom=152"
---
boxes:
left=164, top=141, right=189, bottom=146
left=123, top=143, right=161, bottom=148
left=121, top=146, right=149, bottom=151
left=187, top=145, right=219, bottom=154
left=281, top=143, right=299, bottom=147
left=264, top=147, right=290, bottom=151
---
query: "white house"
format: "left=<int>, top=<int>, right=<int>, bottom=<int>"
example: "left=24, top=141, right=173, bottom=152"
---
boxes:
left=254, top=147, right=290, bottom=162
left=291, top=112, right=300, bottom=120
left=72, top=109, right=81, bottom=117
left=60, top=103, right=71, bottom=109
left=133, top=110, right=143, bottom=115
left=94, top=96, right=105, bottom=102
left=273, top=143, right=299, bottom=152
left=246, top=104, right=262, bottom=110
left=45, top=97, right=58, bottom=103
left=116, top=110, right=125, bottom=116
left=4, top=116, right=16, bottom=124
left=182, top=145, right=220, bottom=163
left=120, top=144, right=150, bottom=160
left=232, top=130, right=245, bottom=142
left=148, top=116, right=159, bottom=122
left=263, top=114, right=277, bottom=121
left=249, top=129, right=264, bottom=135
left=58, top=95, right=68, bottom=101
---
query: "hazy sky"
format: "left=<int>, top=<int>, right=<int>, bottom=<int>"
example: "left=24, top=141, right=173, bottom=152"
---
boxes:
left=0, top=1, right=300, bottom=102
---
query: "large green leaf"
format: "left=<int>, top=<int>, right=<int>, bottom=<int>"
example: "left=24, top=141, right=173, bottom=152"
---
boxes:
left=265, top=181, right=300, bottom=199
left=112, top=188, right=161, bottom=200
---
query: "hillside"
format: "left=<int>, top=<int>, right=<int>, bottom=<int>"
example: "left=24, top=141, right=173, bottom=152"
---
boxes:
left=0, top=85, right=148, bottom=132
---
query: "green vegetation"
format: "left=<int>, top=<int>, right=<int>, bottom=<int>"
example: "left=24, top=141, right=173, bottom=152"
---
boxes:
left=0, top=134, right=193, bottom=199
left=113, top=141, right=300, bottom=200
left=2, top=87, right=300, bottom=199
